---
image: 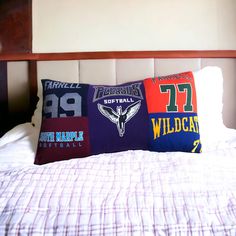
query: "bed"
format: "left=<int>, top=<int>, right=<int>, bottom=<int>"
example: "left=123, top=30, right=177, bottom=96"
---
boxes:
left=1, top=51, right=236, bottom=235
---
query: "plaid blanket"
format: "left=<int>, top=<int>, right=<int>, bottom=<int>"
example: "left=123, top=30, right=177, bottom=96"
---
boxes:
left=1, top=149, right=236, bottom=235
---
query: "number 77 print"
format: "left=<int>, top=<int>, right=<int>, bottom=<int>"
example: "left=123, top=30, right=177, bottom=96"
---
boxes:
left=144, top=72, right=198, bottom=114
left=160, top=83, right=193, bottom=112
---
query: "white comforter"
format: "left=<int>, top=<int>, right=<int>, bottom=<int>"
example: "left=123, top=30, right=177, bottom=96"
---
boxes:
left=1, top=124, right=236, bottom=235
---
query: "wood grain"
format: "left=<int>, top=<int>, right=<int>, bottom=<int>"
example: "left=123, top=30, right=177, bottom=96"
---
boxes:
left=28, top=60, right=38, bottom=117
left=0, top=50, right=236, bottom=61
left=0, top=0, right=32, bottom=54
left=0, top=61, right=8, bottom=136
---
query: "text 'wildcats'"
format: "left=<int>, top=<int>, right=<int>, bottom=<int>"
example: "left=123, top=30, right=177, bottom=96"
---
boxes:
left=151, top=116, right=199, bottom=139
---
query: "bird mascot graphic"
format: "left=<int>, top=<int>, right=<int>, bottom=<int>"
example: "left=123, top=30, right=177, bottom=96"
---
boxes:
left=97, top=100, right=141, bottom=137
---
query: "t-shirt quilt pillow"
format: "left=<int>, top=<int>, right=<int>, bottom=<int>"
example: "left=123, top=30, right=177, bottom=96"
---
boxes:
left=88, top=81, right=149, bottom=155
left=35, top=79, right=91, bottom=165
left=143, top=71, right=202, bottom=153
left=35, top=79, right=149, bottom=165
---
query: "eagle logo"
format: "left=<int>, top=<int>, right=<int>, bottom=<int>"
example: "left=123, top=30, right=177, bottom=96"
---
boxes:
left=97, top=100, right=141, bottom=137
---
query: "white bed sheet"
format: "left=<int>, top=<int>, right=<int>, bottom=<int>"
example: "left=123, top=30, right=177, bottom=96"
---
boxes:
left=0, top=123, right=39, bottom=170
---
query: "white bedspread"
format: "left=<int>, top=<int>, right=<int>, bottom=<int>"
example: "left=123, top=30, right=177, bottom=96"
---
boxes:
left=0, top=123, right=38, bottom=170
left=1, top=148, right=236, bottom=235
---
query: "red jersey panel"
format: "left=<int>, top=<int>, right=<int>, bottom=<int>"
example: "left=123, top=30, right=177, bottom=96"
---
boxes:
left=144, top=72, right=197, bottom=113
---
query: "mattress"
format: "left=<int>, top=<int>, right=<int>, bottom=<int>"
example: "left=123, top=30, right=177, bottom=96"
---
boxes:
left=1, top=123, right=236, bottom=235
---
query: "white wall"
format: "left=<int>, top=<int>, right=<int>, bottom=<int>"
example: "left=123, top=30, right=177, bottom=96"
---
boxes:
left=32, top=0, right=236, bottom=52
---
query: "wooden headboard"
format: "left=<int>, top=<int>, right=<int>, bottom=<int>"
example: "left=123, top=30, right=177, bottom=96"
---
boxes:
left=0, top=50, right=236, bottom=135
left=1, top=50, right=236, bottom=60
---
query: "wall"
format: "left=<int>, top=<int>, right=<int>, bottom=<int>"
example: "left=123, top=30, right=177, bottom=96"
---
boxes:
left=32, top=0, right=236, bottom=52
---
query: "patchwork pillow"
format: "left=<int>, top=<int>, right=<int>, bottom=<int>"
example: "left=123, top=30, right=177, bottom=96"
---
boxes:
left=88, top=81, right=149, bottom=155
left=35, top=79, right=91, bottom=165
left=31, top=66, right=227, bottom=154
left=35, top=79, right=149, bottom=165
left=143, top=71, right=202, bottom=153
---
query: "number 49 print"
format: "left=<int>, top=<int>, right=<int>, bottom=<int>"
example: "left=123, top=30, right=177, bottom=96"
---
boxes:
left=160, top=83, right=193, bottom=112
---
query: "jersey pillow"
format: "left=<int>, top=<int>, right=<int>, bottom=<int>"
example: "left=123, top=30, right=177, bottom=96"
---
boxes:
left=144, top=71, right=202, bottom=153
left=87, top=81, right=149, bottom=155
left=35, top=79, right=91, bottom=165
left=35, top=79, right=149, bottom=165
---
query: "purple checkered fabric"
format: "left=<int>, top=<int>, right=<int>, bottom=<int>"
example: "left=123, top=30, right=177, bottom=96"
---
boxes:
left=1, top=149, right=236, bottom=235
